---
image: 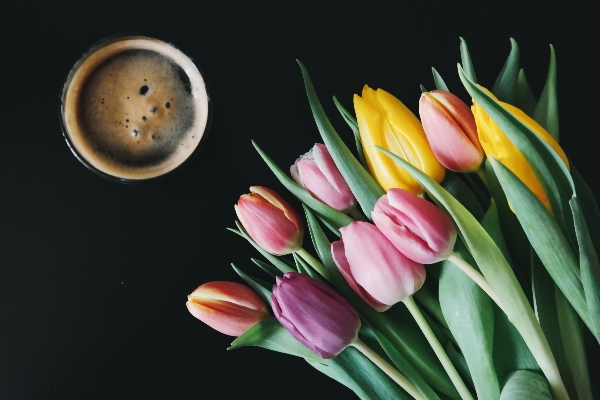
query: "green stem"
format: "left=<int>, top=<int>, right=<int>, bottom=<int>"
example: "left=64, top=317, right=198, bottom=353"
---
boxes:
left=476, top=166, right=489, bottom=189
left=296, top=247, right=330, bottom=280
left=403, top=296, right=474, bottom=400
left=351, top=338, right=426, bottom=400
left=348, top=206, right=368, bottom=221
left=447, top=252, right=507, bottom=315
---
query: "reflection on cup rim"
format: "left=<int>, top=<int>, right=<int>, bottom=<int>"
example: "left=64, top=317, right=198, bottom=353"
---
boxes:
left=60, top=35, right=211, bottom=183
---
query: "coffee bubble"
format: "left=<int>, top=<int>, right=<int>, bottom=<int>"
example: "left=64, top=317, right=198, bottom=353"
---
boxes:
left=61, top=36, right=210, bottom=181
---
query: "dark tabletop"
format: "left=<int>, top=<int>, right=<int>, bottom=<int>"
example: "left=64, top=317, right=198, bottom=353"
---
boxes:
left=1, top=2, right=599, bottom=399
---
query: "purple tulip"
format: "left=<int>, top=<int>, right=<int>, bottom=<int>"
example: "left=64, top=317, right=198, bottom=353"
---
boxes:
left=372, top=189, right=457, bottom=264
left=331, top=222, right=426, bottom=311
left=271, top=272, right=360, bottom=359
left=291, top=143, right=356, bottom=212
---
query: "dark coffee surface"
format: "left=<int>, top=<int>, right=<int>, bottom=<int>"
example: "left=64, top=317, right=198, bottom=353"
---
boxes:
left=76, top=49, right=195, bottom=170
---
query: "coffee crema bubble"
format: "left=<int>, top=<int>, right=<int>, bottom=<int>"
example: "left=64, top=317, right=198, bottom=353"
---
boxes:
left=61, top=36, right=209, bottom=181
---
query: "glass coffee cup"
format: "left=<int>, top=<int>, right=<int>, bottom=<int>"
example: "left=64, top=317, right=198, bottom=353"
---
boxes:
left=60, top=35, right=211, bottom=182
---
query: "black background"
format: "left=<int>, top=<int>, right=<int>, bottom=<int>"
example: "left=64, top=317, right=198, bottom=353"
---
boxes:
left=1, top=2, right=599, bottom=399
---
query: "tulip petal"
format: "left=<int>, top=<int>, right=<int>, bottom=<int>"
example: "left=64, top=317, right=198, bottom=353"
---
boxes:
left=249, top=186, right=303, bottom=232
left=331, top=239, right=391, bottom=311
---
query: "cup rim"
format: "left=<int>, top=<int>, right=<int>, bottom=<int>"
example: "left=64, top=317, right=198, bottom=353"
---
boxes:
left=59, top=34, right=212, bottom=184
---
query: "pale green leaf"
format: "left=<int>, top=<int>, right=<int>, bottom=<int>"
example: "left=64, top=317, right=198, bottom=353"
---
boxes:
left=500, top=371, right=552, bottom=400
left=231, top=264, right=273, bottom=305
left=516, top=69, right=537, bottom=117
left=431, top=67, right=449, bottom=91
left=533, top=45, right=559, bottom=142
left=492, top=38, right=520, bottom=105
left=459, top=37, right=477, bottom=84
left=333, top=96, right=368, bottom=171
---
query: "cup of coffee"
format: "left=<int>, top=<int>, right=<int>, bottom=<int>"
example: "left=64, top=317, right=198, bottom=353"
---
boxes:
left=60, top=35, right=210, bottom=182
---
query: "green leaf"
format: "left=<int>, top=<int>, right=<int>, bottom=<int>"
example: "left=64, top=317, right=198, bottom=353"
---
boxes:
left=293, top=253, right=327, bottom=284
left=533, top=45, right=559, bottom=142
left=571, top=195, right=600, bottom=342
left=439, top=240, right=499, bottom=399
left=516, top=69, right=537, bottom=117
left=572, top=166, right=600, bottom=259
left=431, top=67, right=449, bottom=91
left=377, top=146, right=569, bottom=400
left=441, top=172, right=484, bottom=221
left=250, top=258, right=281, bottom=277
left=252, top=141, right=353, bottom=230
left=485, top=160, right=532, bottom=302
left=459, top=37, right=477, bottom=84
left=229, top=317, right=322, bottom=363
left=308, top=346, right=413, bottom=400
left=555, top=287, right=594, bottom=400
left=231, top=264, right=273, bottom=305
left=413, top=284, right=450, bottom=331
left=492, top=38, right=520, bottom=105
left=499, top=371, right=552, bottom=400
left=531, top=252, right=578, bottom=400
left=297, top=60, right=385, bottom=217
left=489, top=159, right=591, bottom=333
left=333, top=96, right=368, bottom=171
left=229, top=223, right=296, bottom=274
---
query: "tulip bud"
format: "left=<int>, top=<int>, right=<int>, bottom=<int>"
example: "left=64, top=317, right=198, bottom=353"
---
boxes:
left=372, top=189, right=457, bottom=264
left=187, top=281, right=269, bottom=336
left=271, top=272, right=360, bottom=359
left=235, top=186, right=303, bottom=255
left=472, top=86, right=569, bottom=212
left=354, top=85, right=445, bottom=194
left=419, top=90, right=483, bottom=173
left=290, top=143, right=356, bottom=212
left=331, top=222, right=426, bottom=311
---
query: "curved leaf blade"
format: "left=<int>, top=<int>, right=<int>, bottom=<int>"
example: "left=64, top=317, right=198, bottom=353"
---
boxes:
left=533, top=45, right=559, bottom=142
left=459, top=37, right=477, bottom=84
left=431, top=67, right=450, bottom=92
left=500, top=371, right=552, bottom=400
left=492, top=38, right=520, bottom=105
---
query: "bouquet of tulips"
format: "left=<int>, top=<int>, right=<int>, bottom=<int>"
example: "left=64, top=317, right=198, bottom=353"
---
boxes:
left=186, top=38, right=600, bottom=400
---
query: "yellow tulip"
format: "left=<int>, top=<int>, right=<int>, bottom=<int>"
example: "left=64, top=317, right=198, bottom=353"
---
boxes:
left=354, top=85, right=445, bottom=194
left=472, top=87, right=569, bottom=212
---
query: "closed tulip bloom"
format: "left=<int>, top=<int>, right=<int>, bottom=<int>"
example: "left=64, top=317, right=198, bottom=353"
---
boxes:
left=354, top=85, right=445, bottom=194
left=187, top=281, right=269, bottom=337
left=331, top=222, right=426, bottom=312
left=372, top=189, right=457, bottom=264
left=291, top=143, right=356, bottom=212
left=271, top=272, right=360, bottom=359
left=419, top=90, right=483, bottom=173
left=235, top=186, right=303, bottom=255
left=472, top=87, right=569, bottom=212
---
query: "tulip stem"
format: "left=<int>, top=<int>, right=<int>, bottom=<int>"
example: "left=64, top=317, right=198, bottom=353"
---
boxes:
left=350, top=338, right=426, bottom=400
left=348, top=206, right=368, bottom=222
left=296, top=247, right=331, bottom=281
left=475, top=167, right=489, bottom=189
left=447, top=252, right=507, bottom=314
left=403, top=296, right=474, bottom=400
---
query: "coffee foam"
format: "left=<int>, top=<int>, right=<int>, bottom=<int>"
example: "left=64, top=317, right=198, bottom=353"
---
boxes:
left=61, top=36, right=209, bottom=180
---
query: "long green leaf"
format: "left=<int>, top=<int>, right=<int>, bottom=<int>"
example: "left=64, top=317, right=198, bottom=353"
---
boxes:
left=459, top=38, right=477, bottom=84
left=516, top=69, right=537, bottom=117
left=439, top=241, right=499, bottom=399
left=441, top=172, right=484, bottom=221
left=431, top=67, right=449, bottom=91
left=231, top=264, right=273, bottom=305
left=297, top=60, right=385, bottom=217
left=333, top=96, right=368, bottom=171
left=377, top=146, right=569, bottom=400
left=492, top=38, right=520, bottom=105
left=489, top=160, right=591, bottom=332
left=250, top=258, right=281, bottom=277
left=252, top=141, right=353, bottom=230
left=533, top=45, right=559, bottom=142
left=500, top=371, right=552, bottom=400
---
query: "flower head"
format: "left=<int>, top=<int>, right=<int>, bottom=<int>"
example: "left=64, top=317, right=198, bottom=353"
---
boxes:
left=187, top=281, right=269, bottom=336
left=235, top=186, right=303, bottom=255
left=271, top=272, right=360, bottom=359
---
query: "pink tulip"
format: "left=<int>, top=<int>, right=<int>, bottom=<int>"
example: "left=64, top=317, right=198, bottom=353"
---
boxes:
left=419, top=90, right=483, bottom=173
left=187, top=281, right=269, bottom=336
left=272, top=272, right=360, bottom=359
left=331, top=222, right=426, bottom=311
left=291, top=143, right=356, bottom=212
left=235, top=186, right=303, bottom=255
left=372, top=188, right=457, bottom=264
